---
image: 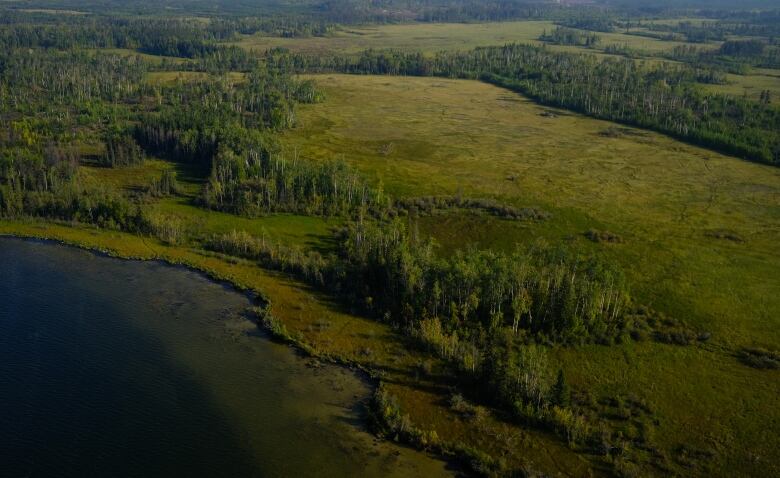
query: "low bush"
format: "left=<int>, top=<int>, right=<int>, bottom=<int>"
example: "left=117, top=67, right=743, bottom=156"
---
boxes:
left=739, top=347, right=780, bottom=369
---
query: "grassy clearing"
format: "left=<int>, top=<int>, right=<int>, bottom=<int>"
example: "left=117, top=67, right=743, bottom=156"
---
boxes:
left=279, top=73, right=780, bottom=476
left=283, top=74, right=780, bottom=342
left=81, top=158, right=333, bottom=248
left=704, top=70, right=780, bottom=101
left=151, top=197, right=334, bottom=248
left=145, top=71, right=248, bottom=85
left=232, top=21, right=554, bottom=54
left=232, top=20, right=714, bottom=57
left=81, top=159, right=175, bottom=191
left=231, top=20, right=780, bottom=99
left=90, top=48, right=190, bottom=65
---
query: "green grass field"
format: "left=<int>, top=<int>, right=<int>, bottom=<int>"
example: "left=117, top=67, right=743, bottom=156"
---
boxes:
left=278, top=74, right=780, bottom=475
left=145, top=71, right=247, bottom=85
left=81, top=159, right=332, bottom=248
left=231, top=19, right=779, bottom=105
left=232, top=20, right=709, bottom=55
left=232, top=21, right=554, bottom=54
left=704, top=69, right=780, bottom=101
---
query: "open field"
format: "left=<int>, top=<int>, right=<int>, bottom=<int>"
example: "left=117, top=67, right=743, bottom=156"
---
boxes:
left=704, top=70, right=780, bottom=101
left=231, top=20, right=779, bottom=101
left=232, top=20, right=711, bottom=55
left=232, top=21, right=553, bottom=54
left=81, top=160, right=333, bottom=248
left=279, top=74, right=780, bottom=475
left=145, top=70, right=247, bottom=85
left=283, top=75, right=780, bottom=342
left=91, top=48, right=191, bottom=65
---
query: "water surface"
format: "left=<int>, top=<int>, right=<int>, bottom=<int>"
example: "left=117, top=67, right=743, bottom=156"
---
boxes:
left=0, top=238, right=450, bottom=477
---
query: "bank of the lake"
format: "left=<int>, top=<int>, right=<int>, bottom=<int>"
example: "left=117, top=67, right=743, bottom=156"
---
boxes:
left=0, top=234, right=453, bottom=478
left=0, top=219, right=596, bottom=477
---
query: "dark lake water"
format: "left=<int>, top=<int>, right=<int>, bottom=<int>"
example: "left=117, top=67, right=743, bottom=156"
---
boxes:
left=0, top=238, right=450, bottom=478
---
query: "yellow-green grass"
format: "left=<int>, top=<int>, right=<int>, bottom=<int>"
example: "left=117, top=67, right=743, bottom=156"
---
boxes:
left=145, top=71, right=248, bottom=85
left=0, top=218, right=594, bottom=476
left=95, top=48, right=190, bottom=65
left=18, top=8, right=87, bottom=15
left=283, top=74, right=780, bottom=343
left=279, top=74, right=780, bottom=476
left=640, top=18, right=714, bottom=26
left=81, top=159, right=333, bottom=248
left=595, top=29, right=719, bottom=53
left=232, top=20, right=713, bottom=58
left=81, top=159, right=175, bottom=191
left=233, top=21, right=553, bottom=54
left=151, top=196, right=334, bottom=248
left=703, top=70, right=780, bottom=101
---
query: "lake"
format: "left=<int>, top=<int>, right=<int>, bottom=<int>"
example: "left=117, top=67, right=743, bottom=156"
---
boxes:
left=0, top=238, right=451, bottom=477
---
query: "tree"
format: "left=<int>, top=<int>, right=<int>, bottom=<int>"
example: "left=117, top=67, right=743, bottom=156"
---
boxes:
left=551, top=369, right=571, bottom=408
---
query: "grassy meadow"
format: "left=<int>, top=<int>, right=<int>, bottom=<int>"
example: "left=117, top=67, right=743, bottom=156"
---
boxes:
left=232, top=21, right=554, bottom=54
left=232, top=20, right=778, bottom=108
left=704, top=69, right=780, bottom=101
left=232, top=20, right=707, bottom=56
left=277, top=74, right=780, bottom=475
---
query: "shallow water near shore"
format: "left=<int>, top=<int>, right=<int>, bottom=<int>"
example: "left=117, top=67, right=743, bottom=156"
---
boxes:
left=0, top=237, right=451, bottom=477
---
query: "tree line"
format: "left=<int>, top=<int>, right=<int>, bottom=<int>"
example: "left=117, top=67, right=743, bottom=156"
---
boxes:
left=539, top=27, right=600, bottom=47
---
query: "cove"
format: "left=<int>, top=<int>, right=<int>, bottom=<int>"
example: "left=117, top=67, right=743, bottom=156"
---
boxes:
left=0, top=238, right=451, bottom=477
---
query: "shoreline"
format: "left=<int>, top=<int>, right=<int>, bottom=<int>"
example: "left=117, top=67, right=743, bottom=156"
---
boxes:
left=0, top=221, right=470, bottom=476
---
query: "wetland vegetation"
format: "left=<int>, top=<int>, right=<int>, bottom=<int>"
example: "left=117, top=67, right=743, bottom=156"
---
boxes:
left=0, top=0, right=778, bottom=476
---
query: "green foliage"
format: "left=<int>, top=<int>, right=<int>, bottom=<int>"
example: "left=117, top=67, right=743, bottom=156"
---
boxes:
left=393, top=195, right=549, bottom=221
left=205, top=229, right=330, bottom=286
left=148, top=170, right=180, bottom=197
left=551, top=369, right=571, bottom=407
left=134, top=68, right=318, bottom=168
left=254, top=307, right=293, bottom=342
left=145, top=212, right=185, bottom=245
left=738, top=347, right=780, bottom=369
left=340, top=219, right=630, bottom=343
left=203, top=147, right=388, bottom=217
left=540, top=27, right=600, bottom=47
left=100, top=131, right=144, bottom=168
left=719, top=39, right=766, bottom=57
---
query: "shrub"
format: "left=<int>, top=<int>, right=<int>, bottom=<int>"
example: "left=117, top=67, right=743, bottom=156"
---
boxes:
left=254, top=307, right=292, bottom=341
left=739, top=347, right=780, bottom=369
left=585, top=229, right=623, bottom=244
left=148, top=170, right=180, bottom=197
left=145, top=213, right=184, bottom=245
left=549, top=406, right=589, bottom=446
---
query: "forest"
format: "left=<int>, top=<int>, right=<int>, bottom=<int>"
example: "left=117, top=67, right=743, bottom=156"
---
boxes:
left=0, top=1, right=778, bottom=477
